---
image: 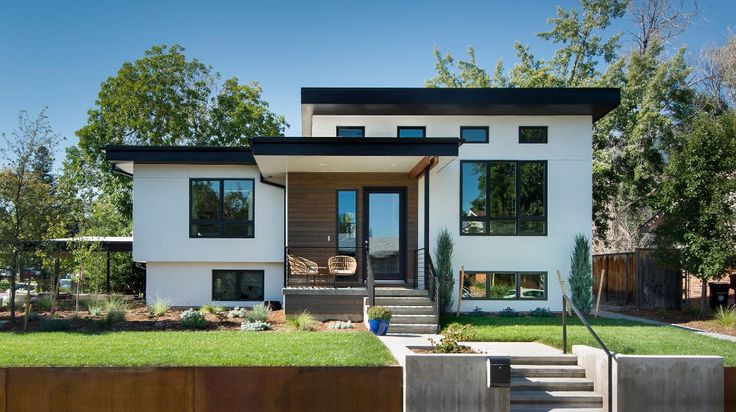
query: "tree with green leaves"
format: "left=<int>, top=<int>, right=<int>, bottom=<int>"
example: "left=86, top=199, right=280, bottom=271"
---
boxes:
left=654, top=113, right=736, bottom=312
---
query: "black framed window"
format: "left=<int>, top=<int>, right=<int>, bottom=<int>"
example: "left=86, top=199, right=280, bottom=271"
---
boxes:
left=337, top=126, right=365, bottom=138
left=190, top=178, right=254, bottom=238
left=460, top=160, right=546, bottom=236
left=212, top=270, right=264, bottom=301
left=462, top=271, right=547, bottom=300
left=460, top=126, right=489, bottom=143
left=337, top=190, right=357, bottom=256
left=519, top=126, right=548, bottom=143
left=397, top=126, right=426, bottom=138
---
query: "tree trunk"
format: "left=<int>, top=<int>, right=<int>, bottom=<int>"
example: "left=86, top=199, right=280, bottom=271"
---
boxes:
left=50, top=257, right=60, bottom=319
left=700, top=279, right=708, bottom=315
left=9, top=251, right=18, bottom=321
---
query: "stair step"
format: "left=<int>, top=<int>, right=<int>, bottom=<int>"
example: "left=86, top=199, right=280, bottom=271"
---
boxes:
left=375, top=296, right=431, bottom=306
left=510, top=408, right=602, bottom=412
left=391, top=314, right=437, bottom=324
left=510, top=355, right=579, bottom=365
left=511, top=365, right=586, bottom=378
left=384, top=305, right=435, bottom=315
left=511, top=377, right=594, bottom=392
left=375, top=288, right=428, bottom=297
left=511, top=391, right=603, bottom=406
left=387, top=323, right=438, bottom=334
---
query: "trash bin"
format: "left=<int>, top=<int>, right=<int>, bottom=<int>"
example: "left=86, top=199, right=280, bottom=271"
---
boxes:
left=709, top=282, right=730, bottom=309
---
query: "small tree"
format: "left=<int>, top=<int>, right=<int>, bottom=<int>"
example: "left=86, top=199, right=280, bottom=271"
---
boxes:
left=569, top=233, right=593, bottom=313
left=434, top=228, right=455, bottom=314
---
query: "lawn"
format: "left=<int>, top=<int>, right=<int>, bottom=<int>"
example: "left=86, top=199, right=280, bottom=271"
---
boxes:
left=0, top=331, right=396, bottom=367
left=444, top=315, right=736, bottom=366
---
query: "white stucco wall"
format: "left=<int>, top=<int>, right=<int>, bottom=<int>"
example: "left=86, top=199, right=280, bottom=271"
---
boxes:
left=146, top=261, right=283, bottom=307
left=132, top=164, right=284, bottom=263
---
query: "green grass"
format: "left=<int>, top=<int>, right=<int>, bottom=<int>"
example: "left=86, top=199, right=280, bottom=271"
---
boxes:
left=444, top=315, right=736, bottom=366
left=0, top=331, right=396, bottom=367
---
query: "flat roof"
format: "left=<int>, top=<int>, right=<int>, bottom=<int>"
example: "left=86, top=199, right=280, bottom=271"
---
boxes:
left=104, top=145, right=256, bottom=175
left=251, top=137, right=460, bottom=157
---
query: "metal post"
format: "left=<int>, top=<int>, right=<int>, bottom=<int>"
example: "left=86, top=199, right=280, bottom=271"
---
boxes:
left=105, top=251, right=111, bottom=294
left=608, top=355, right=613, bottom=411
left=423, top=167, right=430, bottom=290
left=365, top=241, right=375, bottom=306
left=562, top=296, right=568, bottom=354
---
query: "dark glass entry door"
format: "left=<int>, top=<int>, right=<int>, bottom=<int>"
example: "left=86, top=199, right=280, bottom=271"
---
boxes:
left=364, top=188, right=406, bottom=281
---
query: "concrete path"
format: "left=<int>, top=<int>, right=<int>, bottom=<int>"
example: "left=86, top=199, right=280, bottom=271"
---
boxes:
left=599, top=309, right=736, bottom=343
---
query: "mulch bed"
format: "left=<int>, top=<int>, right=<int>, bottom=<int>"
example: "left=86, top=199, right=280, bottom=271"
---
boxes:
left=609, top=306, right=736, bottom=337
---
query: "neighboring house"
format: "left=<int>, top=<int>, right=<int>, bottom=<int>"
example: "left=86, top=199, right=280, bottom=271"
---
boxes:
left=105, top=87, right=620, bottom=326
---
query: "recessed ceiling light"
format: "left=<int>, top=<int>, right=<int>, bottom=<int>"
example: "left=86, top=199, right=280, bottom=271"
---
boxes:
left=319, top=163, right=325, bottom=166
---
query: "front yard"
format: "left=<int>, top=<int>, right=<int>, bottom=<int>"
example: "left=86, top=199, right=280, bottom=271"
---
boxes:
left=445, top=315, right=736, bottom=366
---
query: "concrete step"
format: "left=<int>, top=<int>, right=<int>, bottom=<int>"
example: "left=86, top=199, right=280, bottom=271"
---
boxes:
left=510, top=408, right=602, bottom=412
left=375, top=296, right=432, bottom=306
left=510, top=355, right=579, bottom=366
left=511, top=365, right=587, bottom=378
left=511, top=377, right=594, bottom=392
left=387, top=323, right=438, bottom=334
left=384, top=305, right=435, bottom=315
left=375, top=288, right=428, bottom=297
left=511, top=391, right=603, bottom=407
left=391, top=314, right=437, bottom=324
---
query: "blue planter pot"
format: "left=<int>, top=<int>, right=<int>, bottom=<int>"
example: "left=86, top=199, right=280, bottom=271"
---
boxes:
left=369, top=319, right=390, bottom=336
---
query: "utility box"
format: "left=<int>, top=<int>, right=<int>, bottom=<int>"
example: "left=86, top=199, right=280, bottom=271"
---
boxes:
left=488, top=357, right=511, bottom=388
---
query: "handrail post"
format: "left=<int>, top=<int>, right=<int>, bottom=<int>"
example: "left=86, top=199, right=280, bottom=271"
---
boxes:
left=608, top=354, right=613, bottom=412
left=365, top=241, right=374, bottom=306
left=562, top=296, right=568, bottom=354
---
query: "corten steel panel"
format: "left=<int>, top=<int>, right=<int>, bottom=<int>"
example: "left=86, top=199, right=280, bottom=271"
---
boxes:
left=0, top=369, right=6, bottom=412
left=726, top=367, right=736, bottom=412
left=193, top=367, right=403, bottom=412
left=6, top=367, right=193, bottom=412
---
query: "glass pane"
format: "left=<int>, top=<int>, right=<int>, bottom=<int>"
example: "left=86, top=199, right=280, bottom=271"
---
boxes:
left=190, top=223, right=221, bottom=237
left=191, top=180, right=220, bottom=220
left=239, top=271, right=264, bottom=301
left=223, top=223, right=252, bottom=237
left=520, top=162, right=545, bottom=217
left=213, top=271, right=237, bottom=300
left=489, top=273, right=517, bottom=299
left=337, top=190, right=357, bottom=256
left=461, top=127, right=488, bottom=143
left=489, top=220, right=516, bottom=235
left=489, top=162, right=516, bottom=217
left=520, top=273, right=546, bottom=299
left=461, top=220, right=487, bottom=235
left=461, top=162, right=486, bottom=219
left=462, top=272, right=488, bottom=298
left=223, top=180, right=253, bottom=221
left=519, top=126, right=547, bottom=143
left=368, top=193, right=400, bottom=275
left=520, top=220, right=545, bottom=235
left=337, top=127, right=364, bottom=138
left=398, top=127, right=425, bottom=138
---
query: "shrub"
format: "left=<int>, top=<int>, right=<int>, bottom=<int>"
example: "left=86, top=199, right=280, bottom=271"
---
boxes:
left=103, top=296, right=127, bottom=326
left=227, top=307, right=246, bottom=319
left=148, top=297, right=171, bottom=317
left=569, top=233, right=593, bottom=314
left=88, top=303, right=103, bottom=317
left=244, top=303, right=271, bottom=323
left=431, top=323, right=476, bottom=353
left=328, top=320, right=353, bottom=330
left=241, top=320, right=272, bottom=331
left=713, top=306, right=736, bottom=328
left=26, top=312, right=42, bottom=322
left=530, top=307, right=553, bottom=317
left=288, top=311, right=317, bottom=331
left=180, top=308, right=208, bottom=329
left=199, top=304, right=215, bottom=314
left=434, top=227, right=455, bottom=314
left=41, top=319, right=71, bottom=331
left=367, top=306, right=392, bottom=321
left=498, top=307, right=517, bottom=317
left=35, top=295, right=53, bottom=312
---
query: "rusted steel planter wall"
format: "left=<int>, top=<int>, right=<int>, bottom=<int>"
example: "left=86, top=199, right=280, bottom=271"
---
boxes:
left=726, top=367, right=736, bottom=412
left=0, top=366, right=402, bottom=412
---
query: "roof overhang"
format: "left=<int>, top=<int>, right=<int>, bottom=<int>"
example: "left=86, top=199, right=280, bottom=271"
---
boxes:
left=24, top=236, right=133, bottom=252
left=301, top=87, right=621, bottom=134
left=104, top=145, right=255, bottom=175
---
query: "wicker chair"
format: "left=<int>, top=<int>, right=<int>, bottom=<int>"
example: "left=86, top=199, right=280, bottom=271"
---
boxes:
left=328, top=256, right=357, bottom=278
left=287, top=254, right=320, bottom=285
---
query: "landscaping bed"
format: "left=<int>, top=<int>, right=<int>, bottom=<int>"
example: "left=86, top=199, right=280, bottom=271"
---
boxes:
left=606, top=306, right=736, bottom=337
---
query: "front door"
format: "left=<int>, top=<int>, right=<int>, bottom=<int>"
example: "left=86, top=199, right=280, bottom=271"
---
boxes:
left=364, top=188, right=406, bottom=282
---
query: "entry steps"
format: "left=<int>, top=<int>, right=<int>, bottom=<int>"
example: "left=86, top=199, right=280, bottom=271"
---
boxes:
left=371, top=288, right=438, bottom=334
left=510, top=355, right=602, bottom=412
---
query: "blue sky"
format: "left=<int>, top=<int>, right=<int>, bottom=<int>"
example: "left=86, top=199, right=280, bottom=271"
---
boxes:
left=1, top=0, right=734, bottom=169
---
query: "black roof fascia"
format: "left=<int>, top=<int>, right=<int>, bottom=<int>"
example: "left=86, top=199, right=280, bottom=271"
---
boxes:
left=301, top=87, right=621, bottom=122
left=251, top=137, right=460, bottom=157
left=103, top=145, right=256, bottom=165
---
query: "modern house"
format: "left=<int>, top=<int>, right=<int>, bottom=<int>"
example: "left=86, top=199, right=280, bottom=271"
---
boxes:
left=105, top=87, right=620, bottom=332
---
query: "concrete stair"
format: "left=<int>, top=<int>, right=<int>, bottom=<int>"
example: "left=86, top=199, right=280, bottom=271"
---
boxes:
left=371, top=289, right=438, bottom=334
left=510, top=355, right=602, bottom=412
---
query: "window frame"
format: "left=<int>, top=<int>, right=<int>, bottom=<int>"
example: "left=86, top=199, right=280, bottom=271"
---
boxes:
left=461, top=271, right=548, bottom=301
left=336, top=126, right=365, bottom=138
left=189, top=178, right=255, bottom=239
left=459, top=160, right=548, bottom=236
left=397, top=126, right=426, bottom=138
left=460, top=126, right=490, bottom=143
left=335, top=189, right=358, bottom=257
left=519, top=126, right=548, bottom=144
left=211, top=269, right=265, bottom=301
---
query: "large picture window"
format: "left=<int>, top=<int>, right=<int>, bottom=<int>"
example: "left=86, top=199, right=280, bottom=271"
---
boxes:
left=212, top=270, right=264, bottom=301
left=190, top=178, right=254, bottom=238
left=460, top=160, right=546, bottom=236
left=336, top=190, right=357, bottom=256
left=462, top=271, right=547, bottom=300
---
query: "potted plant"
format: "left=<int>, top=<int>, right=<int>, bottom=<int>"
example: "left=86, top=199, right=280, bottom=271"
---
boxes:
left=367, top=305, right=391, bottom=336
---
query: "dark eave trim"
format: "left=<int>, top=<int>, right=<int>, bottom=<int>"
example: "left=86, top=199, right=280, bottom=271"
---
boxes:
left=251, top=137, right=461, bottom=157
left=103, top=145, right=256, bottom=165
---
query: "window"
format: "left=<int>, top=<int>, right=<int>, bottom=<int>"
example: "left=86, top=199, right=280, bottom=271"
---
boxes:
left=460, top=126, right=489, bottom=143
left=397, top=126, right=426, bottom=138
left=462, top=271, right=547, bottom=300
left=519, top=126, right=548, bottom=143
left=190, top=178, right=254, bottom=238
left=337, top=126, right=365, bottom=138
left=212, top=270, right=264, bottom=301
left=460, top=160, right=546, bottom=235
left=337, top=190, right=357, bottom=256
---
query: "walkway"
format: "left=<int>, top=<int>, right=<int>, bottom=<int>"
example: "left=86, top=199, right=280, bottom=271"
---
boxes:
left=599, top=309, right=736, bottom=344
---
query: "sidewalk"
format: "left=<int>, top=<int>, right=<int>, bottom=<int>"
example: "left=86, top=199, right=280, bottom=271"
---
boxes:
left=599, top=309, right=736, bottom=344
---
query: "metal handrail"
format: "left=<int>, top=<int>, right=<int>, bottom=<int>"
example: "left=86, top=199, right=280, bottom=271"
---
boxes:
left=562, top=294, right=614, bottom=412
left=423, top=249, right=440, bottom=333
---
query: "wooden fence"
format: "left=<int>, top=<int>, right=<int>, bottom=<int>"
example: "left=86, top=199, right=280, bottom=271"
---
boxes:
left=0, top=366, right=403, bottom=412
left=592, top=248, right=682, bottom=309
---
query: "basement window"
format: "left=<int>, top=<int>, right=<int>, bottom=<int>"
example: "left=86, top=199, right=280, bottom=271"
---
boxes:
left=462, top=271, right=547, bottom=300
left=212, top=270, right=264, bottom=301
